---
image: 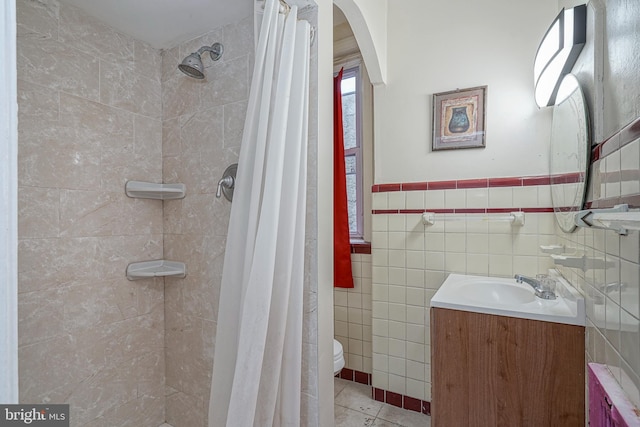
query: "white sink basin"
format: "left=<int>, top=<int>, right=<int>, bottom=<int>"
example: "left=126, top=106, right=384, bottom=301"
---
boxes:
left=431, top=273, right=585, bottom=326
left=458, top=281, right=537, bottom=305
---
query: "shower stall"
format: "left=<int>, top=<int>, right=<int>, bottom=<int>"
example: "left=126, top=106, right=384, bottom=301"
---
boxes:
left=10, top=0, right=330, bottom=425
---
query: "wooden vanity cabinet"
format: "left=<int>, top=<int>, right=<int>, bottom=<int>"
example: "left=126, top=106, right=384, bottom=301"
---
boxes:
left=431, top=307, right=585, bottom=427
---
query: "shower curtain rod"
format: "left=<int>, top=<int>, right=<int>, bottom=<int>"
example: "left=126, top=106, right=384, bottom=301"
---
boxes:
left=256, top=0, right=316, bottom=45
left=257, top=0, right=291, bottom=14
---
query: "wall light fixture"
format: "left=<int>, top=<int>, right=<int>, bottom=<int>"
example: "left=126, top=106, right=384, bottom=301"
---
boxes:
left=534, top=5, right=587, bottom=108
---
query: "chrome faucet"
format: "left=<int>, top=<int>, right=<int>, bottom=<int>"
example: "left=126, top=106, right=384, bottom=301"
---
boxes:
left=514, top=274, right=557, bottom=300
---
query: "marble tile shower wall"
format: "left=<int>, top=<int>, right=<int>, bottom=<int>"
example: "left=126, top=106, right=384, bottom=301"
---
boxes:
left=334, top=253, right=373, bottom=374
left=370, top=183, right=557, bottom=403
left=161, top=17, right=253, bottom=427
left=17, top=1, right=165, bottom=426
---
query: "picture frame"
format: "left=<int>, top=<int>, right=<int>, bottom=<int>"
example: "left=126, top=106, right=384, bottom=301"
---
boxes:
left=432, top=85, right=487, bottom=151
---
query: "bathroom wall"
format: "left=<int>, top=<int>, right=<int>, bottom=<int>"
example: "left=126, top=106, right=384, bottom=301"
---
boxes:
left=374, top=0, right=558, bottom=183
left=371, top=181, right=557, bottom=403
left=553, top=0, right=640, bottom=410
left=334, top=252, right=373, bottom=374
left=366, top=0, right=560, bottom=406
left=17, top=1, right=165, bottom=426
left=333, top=6, right=374, bottom=378
left=365, top=0, right=640, bottom=414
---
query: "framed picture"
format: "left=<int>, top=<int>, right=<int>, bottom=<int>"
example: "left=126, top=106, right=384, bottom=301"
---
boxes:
left=432, top=86, right=487, bottom=151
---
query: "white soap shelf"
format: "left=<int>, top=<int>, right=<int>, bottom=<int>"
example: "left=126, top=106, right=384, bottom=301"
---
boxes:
left=126, top=260, right=186, bottom=281
left=550, top=253, right=613, bottom=271
left=574, top=204, right=640, bottom=235
left=125, top=181, right=186, bottom=200
left=540, top=244, right=565, bottom=254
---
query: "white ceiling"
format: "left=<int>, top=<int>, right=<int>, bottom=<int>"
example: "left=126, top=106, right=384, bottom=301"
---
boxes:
left=57, top=0, right=254, bottom=49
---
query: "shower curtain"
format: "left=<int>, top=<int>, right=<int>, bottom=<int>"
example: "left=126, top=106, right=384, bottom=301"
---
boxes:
left=208, top=0, right=310, bottom=425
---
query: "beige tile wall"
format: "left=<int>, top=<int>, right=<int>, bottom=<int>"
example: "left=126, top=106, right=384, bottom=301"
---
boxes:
left=161, top=16, right=253, bottom=427
left=334, top=253, right=373, bottom=374
left=370, top=184, right=557, bottom=402
left=557, top=137, right=640, bottom=409
left=162, top=7, right=321, bottom=425
left=17, top=2, right=321, bottom=426
left=17, top=1, right=165, bottom=426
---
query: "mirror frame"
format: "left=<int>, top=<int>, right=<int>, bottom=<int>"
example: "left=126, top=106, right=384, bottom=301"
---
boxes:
left=549, top=74, right=591, bottom=233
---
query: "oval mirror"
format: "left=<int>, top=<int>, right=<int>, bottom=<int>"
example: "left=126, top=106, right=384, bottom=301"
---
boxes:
left=549, top=74, right=590, bottom=233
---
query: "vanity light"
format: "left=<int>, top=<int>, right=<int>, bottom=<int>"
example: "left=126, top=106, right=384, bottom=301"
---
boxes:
left=534, top=5, right=587, bottom=108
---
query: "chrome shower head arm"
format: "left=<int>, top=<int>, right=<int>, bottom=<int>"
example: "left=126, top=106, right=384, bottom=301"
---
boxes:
left=196, top=43, right=224, bottom=61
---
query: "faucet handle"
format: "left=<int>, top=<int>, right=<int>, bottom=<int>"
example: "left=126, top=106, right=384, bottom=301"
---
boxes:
left=216, top=175, right=234, bottom=198
left=538, top=276, right=557, bottom=293
left=536, top=276, right=557, bottom=299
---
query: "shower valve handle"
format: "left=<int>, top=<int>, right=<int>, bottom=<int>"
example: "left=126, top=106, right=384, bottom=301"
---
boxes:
left=216, top=176, right=234, bottom=198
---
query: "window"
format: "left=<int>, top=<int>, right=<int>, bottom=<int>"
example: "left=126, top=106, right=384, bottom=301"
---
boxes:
left=340, top=66, right=363, bottom=239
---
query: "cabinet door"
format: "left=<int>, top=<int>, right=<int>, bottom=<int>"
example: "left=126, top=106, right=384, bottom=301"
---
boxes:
left=431, top=308, right=585, bottom=427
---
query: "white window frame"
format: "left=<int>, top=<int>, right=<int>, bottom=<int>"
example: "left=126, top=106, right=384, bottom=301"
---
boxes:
left=336, top=64, right=364, bottom=240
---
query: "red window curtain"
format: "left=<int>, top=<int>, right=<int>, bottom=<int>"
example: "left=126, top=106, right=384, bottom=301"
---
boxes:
left=333, top=68, right=354, bottom=288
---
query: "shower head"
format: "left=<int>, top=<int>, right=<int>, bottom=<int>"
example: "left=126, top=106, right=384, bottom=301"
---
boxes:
left=178, top=53, right=205, bottom=79
left=178, top=43, right=224, bottom=79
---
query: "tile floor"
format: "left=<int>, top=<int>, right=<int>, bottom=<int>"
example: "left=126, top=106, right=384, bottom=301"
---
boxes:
left=334, top=378, right=431, bottom=427
left=160, top=381, right=432, bottom=427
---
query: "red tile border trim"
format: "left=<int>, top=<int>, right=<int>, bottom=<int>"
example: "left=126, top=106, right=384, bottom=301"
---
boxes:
left=457, top=178, right=488, bottom=189
left=372, top=209, right=400, bottom=214
left=591, top=143, right=603, bottom=162
left=337, top=368, right=371, bottom=385
left=372, top=183, right=402, bottom=193
left=350, top=241, right=372, bottom=254
left=336, top=370, right=432, bottom=416
left=550, top=172, right=584, bottom=184
left=521, top=207, right=556, bottom=213
left=428, top=180, right=458, bottom=190
left=592, top=117, right=640, bottom=162
left=401, top=182, right=428, bottom=191
left=373, top=207, right=555, bottom=215
left=372, top=387, right=431, bottom=416
left=372, top=173, right=565, bottom=193
left=455, top=208, right=488, bottom=214
left=522, top=176, right=551, bottom=186
left=385, top=391, right=403, bottom=407
left=488, top=177, right=523, bottom=187
left=619, top=116, right=640, bottom=148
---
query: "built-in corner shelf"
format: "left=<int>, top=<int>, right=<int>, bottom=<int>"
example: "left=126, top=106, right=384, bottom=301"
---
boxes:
left=126, top=260, right=186, bottom=281
left=125, top=181, right=186, bottom=200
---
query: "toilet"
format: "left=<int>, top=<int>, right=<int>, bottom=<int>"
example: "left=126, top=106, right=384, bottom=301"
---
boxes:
left=333, top=339, right=345, bottom=376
